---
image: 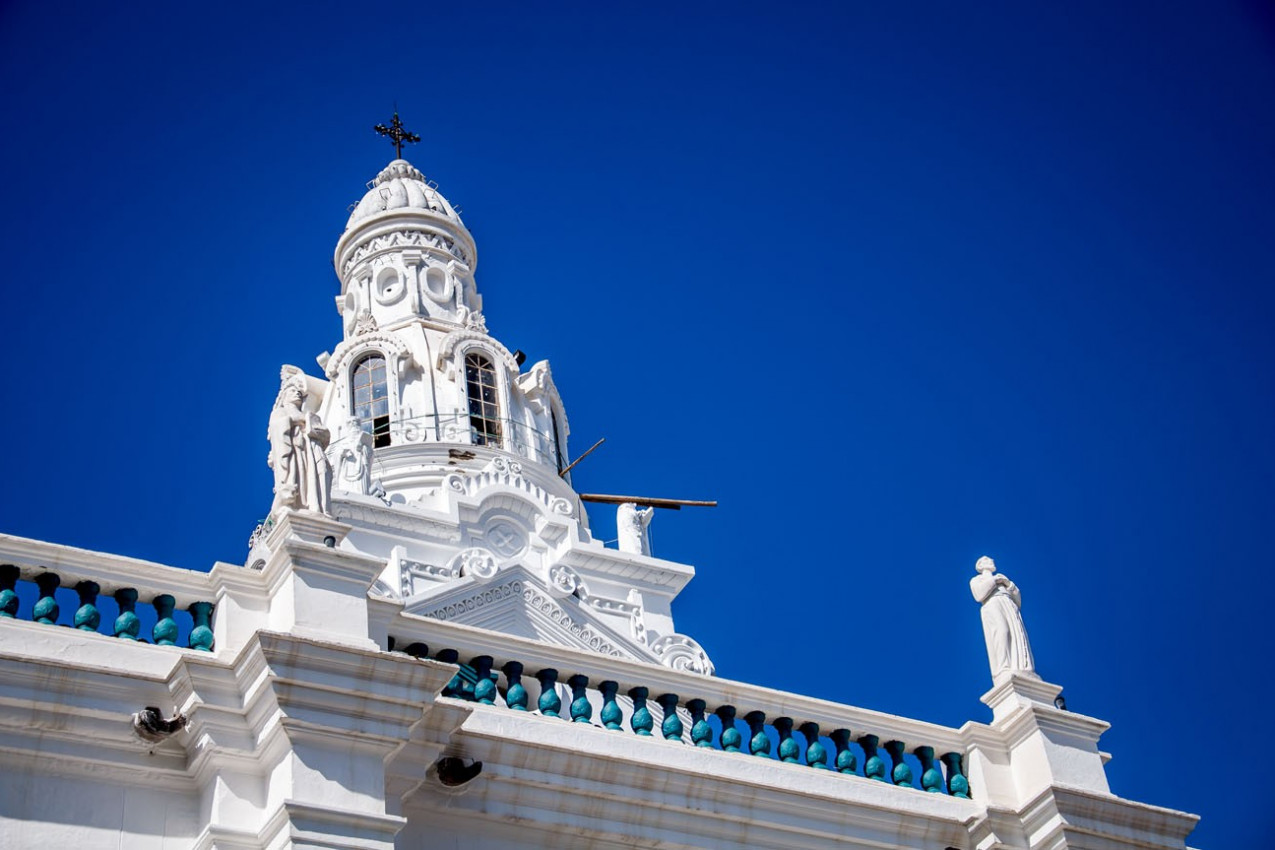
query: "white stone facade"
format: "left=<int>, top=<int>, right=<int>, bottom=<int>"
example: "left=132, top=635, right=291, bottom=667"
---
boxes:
left=0, top=157, right=1199, bottom=850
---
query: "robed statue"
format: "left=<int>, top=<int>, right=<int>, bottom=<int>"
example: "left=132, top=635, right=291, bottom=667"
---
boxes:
left=616, top=502, right=654, bottom=556
left=970, top=556, right=1037, bottom=681
left=267, top=366, right=333, bottom=516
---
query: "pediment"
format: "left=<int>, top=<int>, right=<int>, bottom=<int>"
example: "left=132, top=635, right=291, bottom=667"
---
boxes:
left=402, top=566, right=655, bottom=662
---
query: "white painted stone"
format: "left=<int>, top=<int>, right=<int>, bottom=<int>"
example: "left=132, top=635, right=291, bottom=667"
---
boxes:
left=616, top=502, right=654, bottom=555
left=0, top=156, right=1200, bottom=850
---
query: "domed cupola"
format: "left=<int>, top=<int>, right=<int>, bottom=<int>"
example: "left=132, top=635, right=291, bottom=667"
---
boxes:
left=346, top=159, right=464, bottom=227
left=333, top=158, right=480, bottom=337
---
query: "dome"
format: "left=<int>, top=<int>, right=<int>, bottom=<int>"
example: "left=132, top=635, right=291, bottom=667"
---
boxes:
left=345, top=159, right=463, bottom=229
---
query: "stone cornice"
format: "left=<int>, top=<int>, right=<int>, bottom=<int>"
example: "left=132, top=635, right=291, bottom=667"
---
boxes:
left=0, top=532, right=215, bottom=608
left=412, top=702, right=981, bottom=849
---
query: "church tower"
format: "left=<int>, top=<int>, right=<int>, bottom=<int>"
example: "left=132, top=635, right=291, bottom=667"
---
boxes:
left=250, top=153, right=715, bottom=676
left=0, top=125, right=1200, bottom=850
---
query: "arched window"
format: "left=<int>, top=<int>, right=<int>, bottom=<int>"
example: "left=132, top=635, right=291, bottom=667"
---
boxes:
left=352, top=354, right=391, bottom=448
left=464, top=351, right=502, bottom=447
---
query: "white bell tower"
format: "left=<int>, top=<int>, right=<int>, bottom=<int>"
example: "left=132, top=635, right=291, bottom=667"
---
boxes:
left=248, top=139, right=714, bottom=676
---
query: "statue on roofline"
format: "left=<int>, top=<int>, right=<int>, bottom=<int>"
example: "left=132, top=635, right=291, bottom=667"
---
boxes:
left=617, top=502, right=654, bottom=556
left=267, top=366, right=333, bottom=516
left=970, top=556, right=1037, bottom=682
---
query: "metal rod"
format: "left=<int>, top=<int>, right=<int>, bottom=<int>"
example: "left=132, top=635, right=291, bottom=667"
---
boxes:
left=578, top=494, right=718, bottom=510
left=559, top=438, right=605, bottom=477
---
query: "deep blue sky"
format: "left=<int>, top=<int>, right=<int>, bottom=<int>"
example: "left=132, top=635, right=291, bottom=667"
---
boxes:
left=2, top=2, right=1272, bottom=844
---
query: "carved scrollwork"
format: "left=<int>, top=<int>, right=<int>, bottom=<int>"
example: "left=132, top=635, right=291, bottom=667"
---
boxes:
left=489, top=456, right=522, bottom=476
left=650, top=634, right=715, bottom=676
left=448, top=547, right=499, bottom=584
left=546, top=562, right=581, bottom=599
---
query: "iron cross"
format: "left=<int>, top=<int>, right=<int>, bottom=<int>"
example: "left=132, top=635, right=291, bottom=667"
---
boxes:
left=374, top=111, right=420, bottom=158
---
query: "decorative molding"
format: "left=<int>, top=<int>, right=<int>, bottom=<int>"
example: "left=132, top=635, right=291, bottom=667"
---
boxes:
left=419, top=579, right=627, bottom=658
left=341, top=228, right=469, bottom=277
left=435, top=329, right=519, bottom=378
left=516, top=359, right=571, bottom=437
left=444, top=457, right=575, bottom=520
left=324, top=331, right=415, bottom=381
left=650, top=633, right=715, bottom=676
left=333, top=498, right=464, bottom=542
left=582, top=590, right=648, bottom=646
left=399, top=557, right=458, bottom=598
left=369, top=578, right=400, bottom=600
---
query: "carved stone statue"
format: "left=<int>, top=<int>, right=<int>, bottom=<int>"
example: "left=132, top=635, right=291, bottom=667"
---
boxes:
left=970, top=556, right=1036, bottom=681
left=338, top=417, right=375, bottom=496
left=616, top=502, right=654, bottom=556
left=267, top=367, right=333, bottom=516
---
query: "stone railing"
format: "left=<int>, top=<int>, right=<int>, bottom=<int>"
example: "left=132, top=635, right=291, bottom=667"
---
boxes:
left=385, top=613, right=972, bottom=799
left=379, top=412, right=559, bottom=468
left=0, top=536, right=217, bottom=651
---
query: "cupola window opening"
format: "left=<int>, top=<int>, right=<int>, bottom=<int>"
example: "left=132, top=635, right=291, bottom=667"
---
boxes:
left=352, top=354, right=391, bottom=448
left=464, top=351, right=502, bottom=448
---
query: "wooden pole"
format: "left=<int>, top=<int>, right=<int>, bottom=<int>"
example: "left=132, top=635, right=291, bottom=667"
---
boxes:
left=578, top=493, right=717, bottom=510
left=559, top=438, right=605, bottom=477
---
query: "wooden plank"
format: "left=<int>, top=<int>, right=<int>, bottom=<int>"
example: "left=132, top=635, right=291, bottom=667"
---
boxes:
left=578, top=493, right=717, bottom=510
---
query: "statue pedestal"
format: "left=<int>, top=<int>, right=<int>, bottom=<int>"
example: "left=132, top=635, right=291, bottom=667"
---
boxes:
left=972, top=673, right=1112, bottom=809
left=980, top=672, right=1058, bottom=725
left=258, top=510, right=385, bottom=649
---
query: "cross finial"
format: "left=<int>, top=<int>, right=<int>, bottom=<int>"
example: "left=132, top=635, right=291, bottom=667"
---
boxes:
left=374, top=110, right=420, bottom=159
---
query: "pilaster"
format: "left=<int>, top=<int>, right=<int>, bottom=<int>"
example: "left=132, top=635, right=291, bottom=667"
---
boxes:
left=259, top=510, right=385, bottom=649
left=974, top=674, right=1111, bottom=809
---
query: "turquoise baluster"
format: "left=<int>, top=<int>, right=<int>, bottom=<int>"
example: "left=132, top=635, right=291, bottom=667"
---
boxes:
left=657, top=693, right=683, bottom=742
left=456, top=663, right=476, bottom=701
left=33, top=573, right=60, bottom=625
left=715, top=705, right=741, bottom=752
left=568, top=674, right=592, bottom=723
left=536, top=669, right=561, bottom=717
left=628, top=686, right=653, bottom=736
left=884, top=740, right=914, bottom=788
left=113, top=588, right=140, bottom=639
left=800, top=722, right=828, bottom=769
left=599, top=680, right=622, bottom=729
left=188, top=601, right=214, bottom=651
left=859, top=734, right=887, bottom=781
left=435, top=649, right=462, bottom=697
left=502, top=661, right=528, bottom=710
left=73, top=581, right=100, bottom=632
left=0, top=565, right=19, bottom=618
left=831, top=729, right=857, bottom=774
left=775, top=717, right=799, bottom=763
left=915, top=745, right=943, bottom=793
left=152, top=594, right=178, bottom=645
left=941, top=751, right=970, bottom=799
left=744, top=710, right=770, bottom=758
left=471, top=656, right=496, bottom=705
left=686, top=699, right=713, bottom=748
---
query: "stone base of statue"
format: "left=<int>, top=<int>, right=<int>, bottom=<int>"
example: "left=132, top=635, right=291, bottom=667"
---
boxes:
left=971, top=672, right=1112, bottom=806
